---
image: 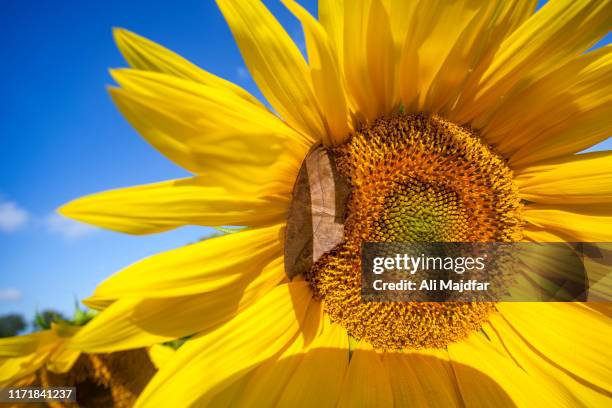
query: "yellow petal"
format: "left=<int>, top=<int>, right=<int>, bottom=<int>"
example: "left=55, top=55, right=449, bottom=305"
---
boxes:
left=0, top=333, right=41, bottom=357
left=148, top=344, right=176, bottom=370
left=71, top=256, right=285, bottom=352
left=586, top=302, right=612, bottom=318
left=0, top=353, right=48, bottom=387
left=135, top=282, right=314, bottom=407
left=522, top=227, right=566, bottom=243
left=60, top=176, right=288, bottom=234
left=46, top=344, right=81, bottom=374
left=584, top=254, right=612, bottom=302
left=283, top=0, right=352, bottom=146
left=448, top=329, right=564, bottom=407
left=0, top=331, right=59, bottom=358
left=382, top=349, right=462, bottom=407
left=366, top=0, right=397, bottom=116
left=447, top=0, right=537, bottom=120
left=489, top=304, right=612, bottom=406
left=482, top=44, right=610, bottom=140
left=400, top=1, right=502, bottom=113
left=72, top=297, right=196, bottom=351
left=278, top=319, right=349, bottom=408
left=110, top=87, right=200, bottom=173
left=82, top=296, right=113, bottom=311
left=498, top=303, right=612, bottom=392
left=92, top=225, right=282, bottom=299
left=582, top=243, right=612, bottom=301
left=381, top=352, right=429, bottom=407
left=341, top=0, right=375, bottom=121
left=483, top=46, right=612, bottom=166
left=338, top=341, right=393, bottom=408
left=524, top=206, right=612, bottom=242
left=216, top=0, right=324, bottom=142
left=0, top=332, right=60, bottom=386
left=205, top=371, right=255, bottom=408
left=109, top=69, right=309, bottom=174
left=113, top=28, right=262, bottom=106
left=516, top=151, right=612, bottom=204
left=50, top=321, right=81, bottom=338
left=386, top=0, right=420, bottom=66
left=233, top=301, right=323, bottom=407
left=341, top=0, right=397, bottom=121
left=318, top=0, right=345, bottom=67
left=467, top=0, right=611, bottom=120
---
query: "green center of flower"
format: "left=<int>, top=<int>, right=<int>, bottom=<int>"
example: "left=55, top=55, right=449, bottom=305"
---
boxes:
left=373, top=181, right=469, bottom=242
left=289, top=113, right=523, bottom=350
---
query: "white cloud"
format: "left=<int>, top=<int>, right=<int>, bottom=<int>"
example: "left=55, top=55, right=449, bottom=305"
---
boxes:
left=0, top=288, right=22, bottom=301
left=45, top=213, right=96, bottom=239
left=0, top=200, right=29, bottom=232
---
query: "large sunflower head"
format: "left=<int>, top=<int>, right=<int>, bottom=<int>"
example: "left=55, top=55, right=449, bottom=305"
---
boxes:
left=61, top=0, right=611, bottom=406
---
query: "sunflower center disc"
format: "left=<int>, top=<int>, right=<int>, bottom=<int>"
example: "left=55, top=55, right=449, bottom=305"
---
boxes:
left=288, top=113, right=523, bottom=350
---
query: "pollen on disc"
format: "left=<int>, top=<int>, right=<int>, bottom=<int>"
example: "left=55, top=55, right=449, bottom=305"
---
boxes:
left=304, top=114, right=523, bottom=350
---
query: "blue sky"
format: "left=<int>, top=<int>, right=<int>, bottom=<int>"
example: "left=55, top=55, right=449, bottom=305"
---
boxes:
left=0, top=0, right=609, bottom=321
left=0, top=0, right=313, bottom=321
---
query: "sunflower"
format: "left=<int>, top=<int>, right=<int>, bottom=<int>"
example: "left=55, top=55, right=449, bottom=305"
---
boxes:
left=0, top=316, right=157, bottom=407
left=0, top=321, right=82, bottom=389
left=61, top=0, right=611, bottom=406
